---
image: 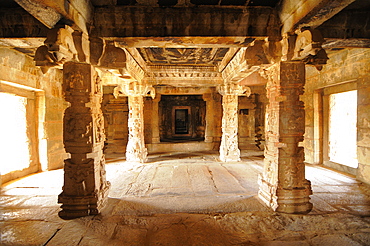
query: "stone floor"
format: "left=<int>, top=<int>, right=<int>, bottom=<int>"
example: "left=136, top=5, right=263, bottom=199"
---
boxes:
left=1, top=150, right=370, bottom=245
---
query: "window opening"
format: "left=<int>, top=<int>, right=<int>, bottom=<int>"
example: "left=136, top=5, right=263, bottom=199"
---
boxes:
left=0, top=92, right=30, bottom=175
left=328, top=90, right=358, bottom=168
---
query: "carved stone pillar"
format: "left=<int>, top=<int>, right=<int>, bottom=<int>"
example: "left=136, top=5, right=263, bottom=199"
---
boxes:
left=58, top=62, right=110, bottom=219
left=115, top=82, right=153, bottom=162
left=151, top=94, right=161, bottom=144
left=218, top=84, right=251, bottom=162
left=203, top=93, right=214, bottom=143
left=127, top=93, right=147, bottom=162
left=258, top=61, right=312, bottom=214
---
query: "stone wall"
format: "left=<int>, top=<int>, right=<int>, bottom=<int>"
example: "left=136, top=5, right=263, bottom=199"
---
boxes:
left=304, top=48, right=370, bottom=184
left=0, top=48, right=66, bottom=183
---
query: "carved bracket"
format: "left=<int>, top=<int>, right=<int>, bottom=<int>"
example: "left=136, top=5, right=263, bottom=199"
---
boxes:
left=113, top=82, right=155, bottom=99
left=291, top=29, right=329, bottom=70
left=35, top=25, right=87, bottom=73
left=217, top=83, right=251, bottom=97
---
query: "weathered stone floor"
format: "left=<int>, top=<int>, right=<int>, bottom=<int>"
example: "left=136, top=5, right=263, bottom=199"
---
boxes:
left=1, top=150, right=370, bottom=245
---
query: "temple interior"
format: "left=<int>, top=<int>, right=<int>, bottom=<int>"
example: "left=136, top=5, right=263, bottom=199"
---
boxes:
left=1, top=0, right=370, bottom=245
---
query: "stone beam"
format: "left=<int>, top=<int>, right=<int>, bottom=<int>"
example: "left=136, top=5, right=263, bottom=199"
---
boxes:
left=323, top=39, right=370, bottom=49
left=14, top=0, right=61, bottom=28
left=91, top=6, right=278, bottom=38
left=14, top=0, right=93, bottom=32
left=318, top=10, right=370, bottom=40
left=279, top=0, right=355, bottom=34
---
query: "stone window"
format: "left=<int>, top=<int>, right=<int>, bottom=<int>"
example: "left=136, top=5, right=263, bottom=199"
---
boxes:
left=0, top=92, right=30, bottom=175
left=328, top=90, right=358, bottom=168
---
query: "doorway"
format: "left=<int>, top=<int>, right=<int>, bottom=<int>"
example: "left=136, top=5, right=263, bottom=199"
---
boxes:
left=174, top=107, right=190, bottom=135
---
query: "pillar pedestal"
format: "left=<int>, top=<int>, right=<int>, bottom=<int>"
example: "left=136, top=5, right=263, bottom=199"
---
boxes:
left=258, top=62, right=313, bottom=214
left=58, top=62, right=110, bottom=219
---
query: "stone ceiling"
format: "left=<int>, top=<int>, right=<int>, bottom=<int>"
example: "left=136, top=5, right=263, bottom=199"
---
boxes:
left=137, top=48, right=229, bottom=66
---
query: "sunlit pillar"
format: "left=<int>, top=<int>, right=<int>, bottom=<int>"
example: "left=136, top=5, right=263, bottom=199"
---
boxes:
left=123, top=82, right=149, bottom=163
left=218, top=83, right=251, bottom=162
left=151, top=94, right=161, bottom=144
left=258, top=61, right=312, bottom=214
left=58, top=62, right=110, bottom=219
left=203, top=93, right=214, bottom=143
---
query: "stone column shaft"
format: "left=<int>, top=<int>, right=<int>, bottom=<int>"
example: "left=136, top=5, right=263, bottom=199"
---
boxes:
left=58, top=62, right=110, bottom=219
left=203, top=93, right=214, bottom=143
left=258, top=61, right=312, bottom=214
left=126, top=94, right=148, bottom=162
left=151, top=94, right=161, bottom=144
left=220, top=94, right=240, bottom=162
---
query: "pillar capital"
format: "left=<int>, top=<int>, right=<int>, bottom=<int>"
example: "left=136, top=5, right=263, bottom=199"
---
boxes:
left=217, top=83, right=251, bottom=96
left=34, top=25, right=89, bottom=73
left=281, top=29, right=328, bottom=70
left=114, top=81, right=155, bottom=99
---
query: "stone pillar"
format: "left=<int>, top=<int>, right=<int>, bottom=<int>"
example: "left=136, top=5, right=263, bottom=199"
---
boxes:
left=58, top=62, right=110, bottom=219
left=218, top=84, right=250, bottom=162
left=220, top=93, right=240, bottom=162
left=125, top=82, right=148, bottom=163
left=258, top=61, right=313, bottom=214
left=151, top=94, right=161, bottom=144
left=203, top=93, right=214, bottom=143
left=357, top=75, right=370, bottom=184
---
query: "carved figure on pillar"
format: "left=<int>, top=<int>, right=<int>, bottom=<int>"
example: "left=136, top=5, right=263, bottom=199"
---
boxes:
left=115, top=82, right=155, bottom=163
left=58, top=62, right=110, bottom=219
left=217, top=83, right=251, bottom=162
left=258, top=62, right=313, bottom=214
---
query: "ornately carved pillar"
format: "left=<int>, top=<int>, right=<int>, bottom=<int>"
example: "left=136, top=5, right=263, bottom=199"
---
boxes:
left=258, top=61, right=312, bottom=214
left=218, top=84, right=251, bottom=162
left=127, top=93, right=147, bottom=162
left=115, top=82, right=152, bottom=163
left=58, top=62, right=110, bottom=219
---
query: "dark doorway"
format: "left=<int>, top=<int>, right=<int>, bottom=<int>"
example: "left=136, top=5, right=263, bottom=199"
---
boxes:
left=159, top=95, right=205, bottom=142
left=175, top=109, right=189, bottom=134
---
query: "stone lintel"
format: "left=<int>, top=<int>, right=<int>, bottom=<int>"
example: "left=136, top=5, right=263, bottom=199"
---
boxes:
left=323, top=38, right=370, bottom=49
left=92, top=6, right=277, bottom=38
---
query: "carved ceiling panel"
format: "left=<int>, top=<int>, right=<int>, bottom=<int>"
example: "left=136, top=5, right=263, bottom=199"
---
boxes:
left=137, top=47, right=229, bottom=66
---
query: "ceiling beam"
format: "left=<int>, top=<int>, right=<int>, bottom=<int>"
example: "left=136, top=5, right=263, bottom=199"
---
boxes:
left=13, top=0, right=94, bottom=33
left=279, top=0, right=355, bottom=34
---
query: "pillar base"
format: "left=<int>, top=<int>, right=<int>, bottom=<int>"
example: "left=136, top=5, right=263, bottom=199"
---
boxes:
left=58, top=184, right=110, bottom=220
left=258, top=176, right=313, bottom=214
